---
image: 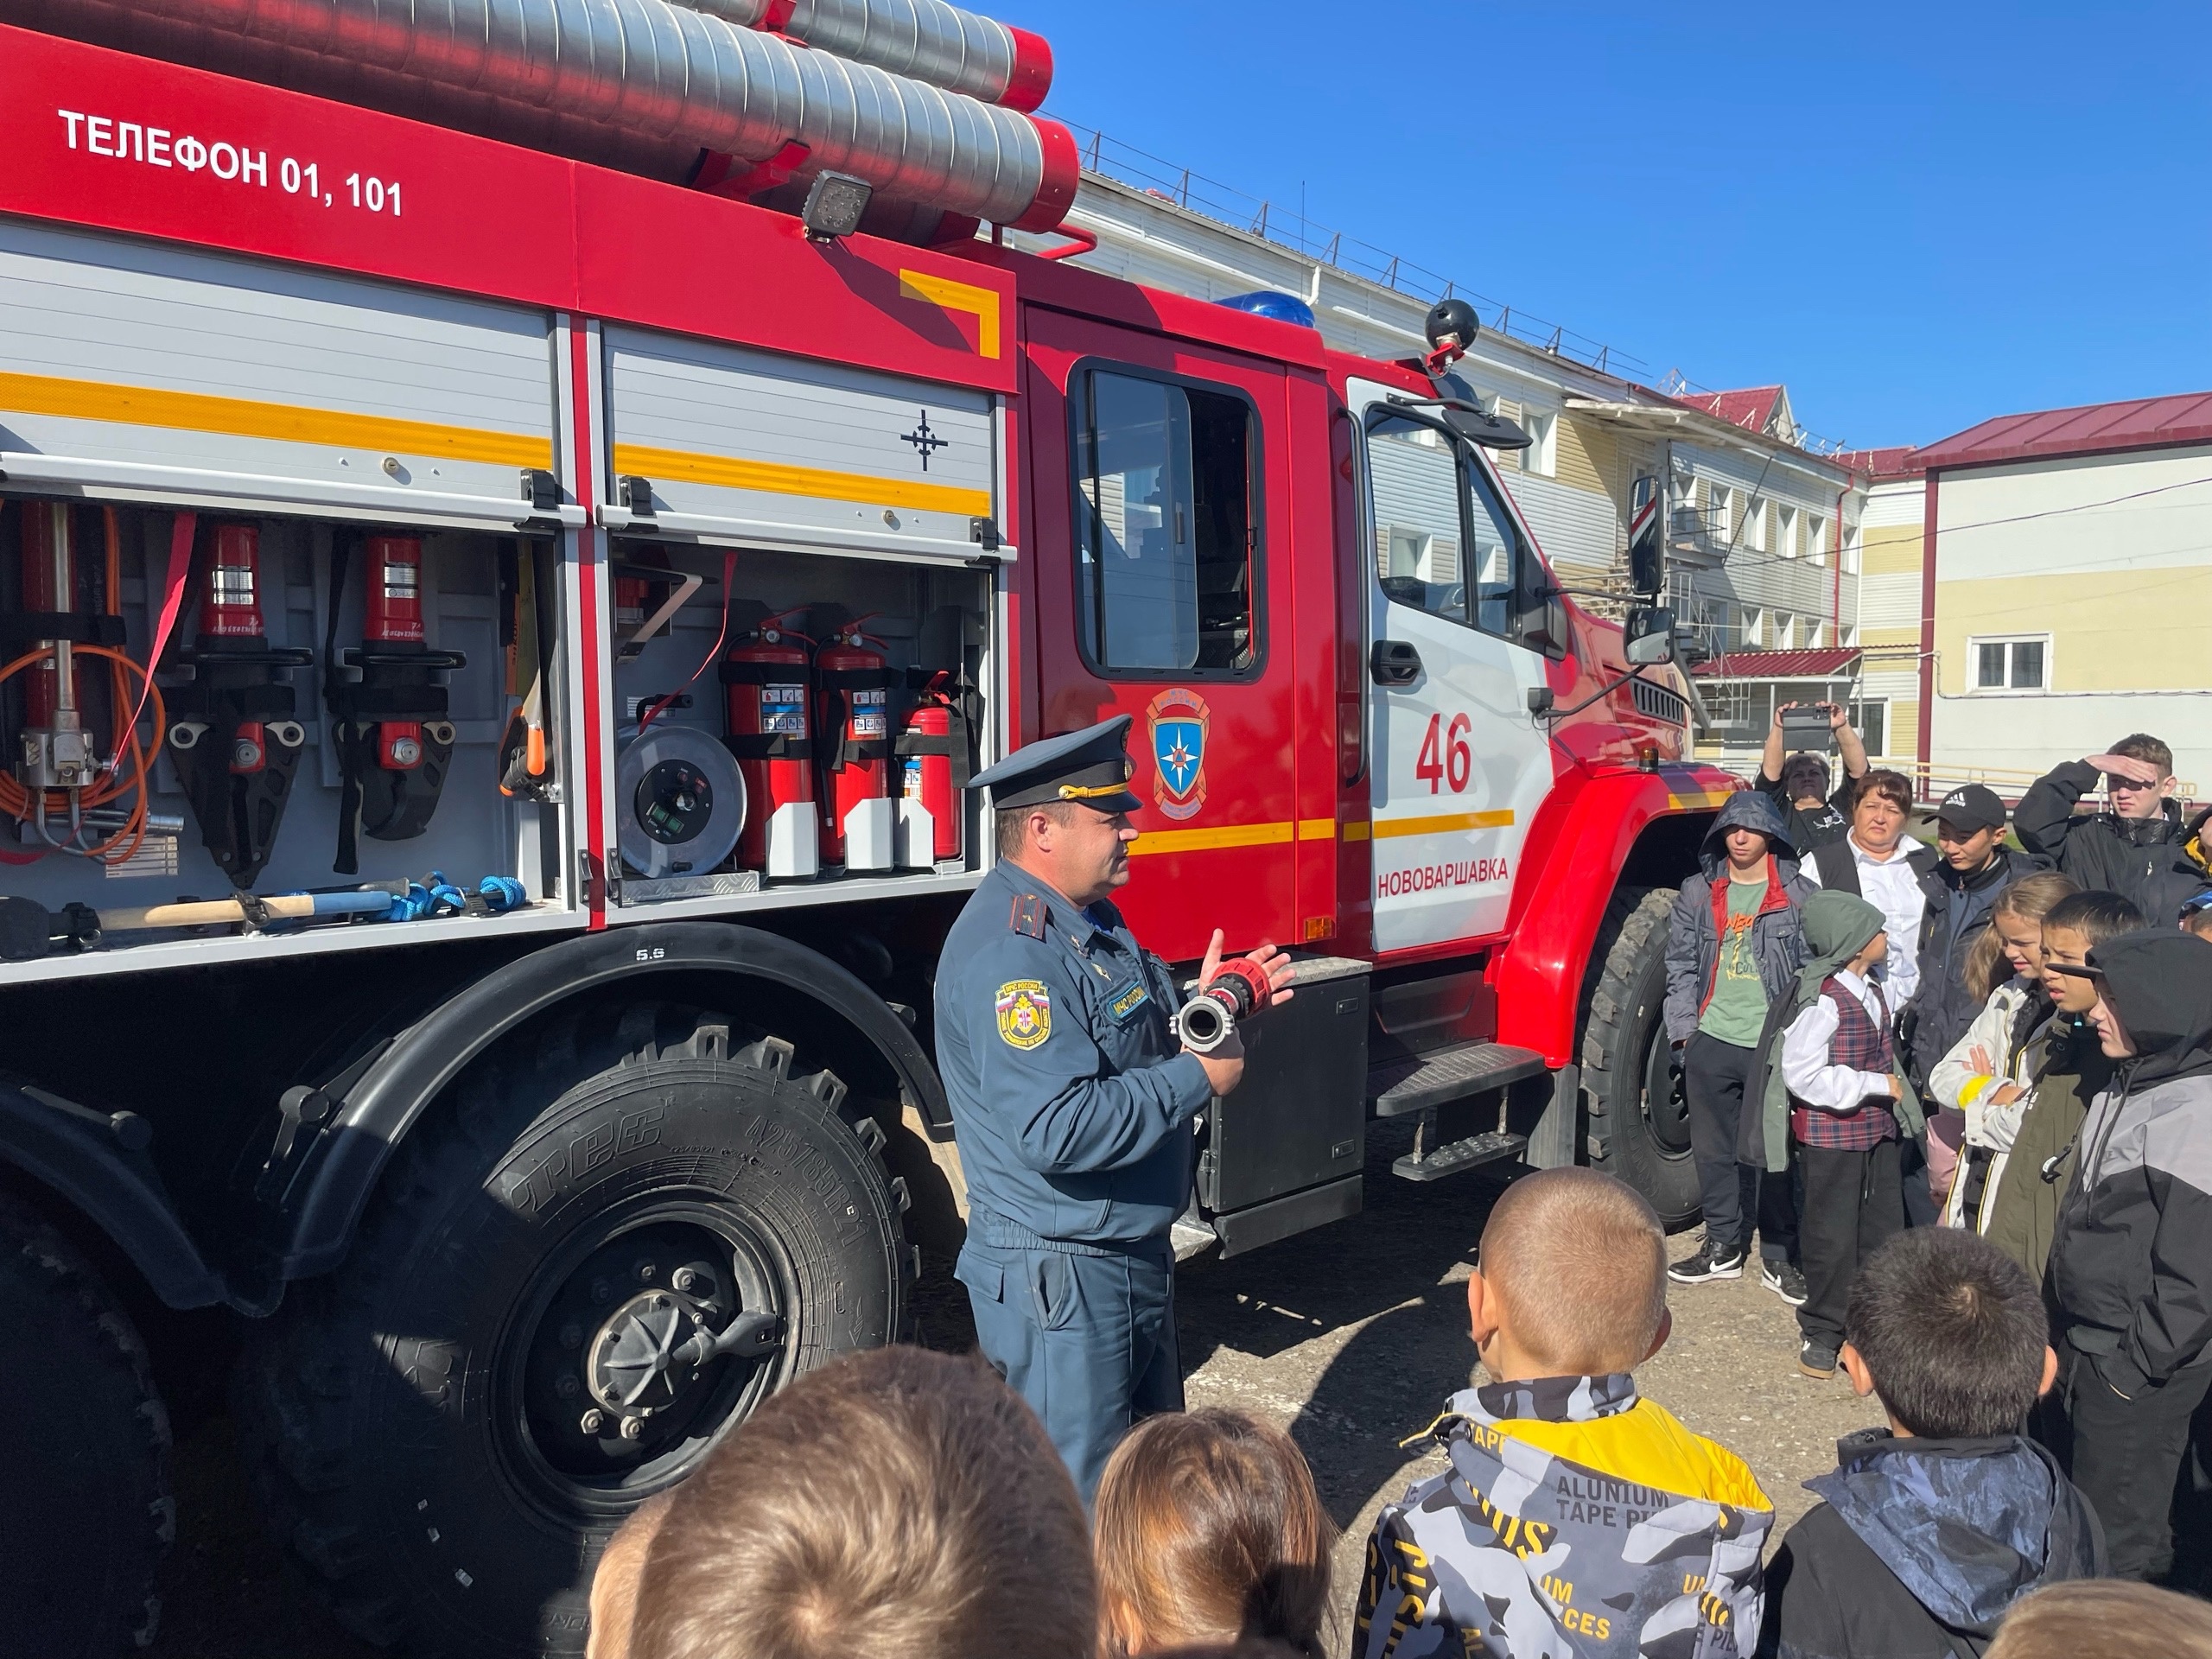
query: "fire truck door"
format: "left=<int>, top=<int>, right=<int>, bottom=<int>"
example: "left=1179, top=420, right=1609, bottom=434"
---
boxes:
left=1024, top=315, right=1300, bottom=963
left=1353, top=383, right=1553, bottom=952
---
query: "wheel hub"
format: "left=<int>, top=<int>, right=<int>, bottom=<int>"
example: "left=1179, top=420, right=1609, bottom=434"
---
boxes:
left=518, top=1219, right=785, bottom=1478
left=587, top=1287, right=714, bottom=1420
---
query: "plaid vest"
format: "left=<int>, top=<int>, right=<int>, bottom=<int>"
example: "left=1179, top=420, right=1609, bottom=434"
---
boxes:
left=1790, top=976, right=1902, bottom=1151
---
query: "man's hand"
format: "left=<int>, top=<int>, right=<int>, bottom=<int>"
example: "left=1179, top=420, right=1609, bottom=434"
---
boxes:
left=1988, top=1082, right=2024, bottom=1108
left=1770, top=700, right=1797, bottom=731
left=1197, top=930, right=1296, bottom=1008
left=1886, top=1074, right=1905, bottom=1103
left=1967, top=1043, right=1994, bottom=1076
left=2088, top=752, right=2162, bottom=788
left=1822, top=701, right=1849, bottom=731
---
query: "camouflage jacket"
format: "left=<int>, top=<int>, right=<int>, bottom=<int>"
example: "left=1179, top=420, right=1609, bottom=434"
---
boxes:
left=1352, top=1374, right=1772, bottom=1659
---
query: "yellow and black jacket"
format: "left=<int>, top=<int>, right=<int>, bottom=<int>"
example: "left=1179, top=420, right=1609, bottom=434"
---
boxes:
left=1352, top=1373, right=1771, bottom=1658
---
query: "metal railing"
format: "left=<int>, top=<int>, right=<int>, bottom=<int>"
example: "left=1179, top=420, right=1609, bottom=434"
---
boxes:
left=1045, top=118, right=1648, bottom=378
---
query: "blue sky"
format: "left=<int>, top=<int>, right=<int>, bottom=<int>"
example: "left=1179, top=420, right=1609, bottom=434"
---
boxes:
left=1016, top=1, right=2212, bottom=450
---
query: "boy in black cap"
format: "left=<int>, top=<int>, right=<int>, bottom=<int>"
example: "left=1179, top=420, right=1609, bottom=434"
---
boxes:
left=1900, top=782, right=2037, bottom=1209
left=2044, top=928, right=2212, bottom=1582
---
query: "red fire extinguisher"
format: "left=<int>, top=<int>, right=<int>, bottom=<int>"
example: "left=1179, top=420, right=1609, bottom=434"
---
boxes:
left=811, top=612, right=891, bottom=867
left=721, top=607, right=814, bottom=871
left=899, top=672, right=963, bottom=863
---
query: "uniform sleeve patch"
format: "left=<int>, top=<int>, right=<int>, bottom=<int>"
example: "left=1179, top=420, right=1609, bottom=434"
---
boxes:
left=1109, top=981, right=1151, bottom=1023
left=995, top=980, right=1052, bottom=1049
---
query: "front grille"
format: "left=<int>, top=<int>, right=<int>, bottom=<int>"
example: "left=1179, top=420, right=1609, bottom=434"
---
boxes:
left=1631, top=677, right=1688, bottom=726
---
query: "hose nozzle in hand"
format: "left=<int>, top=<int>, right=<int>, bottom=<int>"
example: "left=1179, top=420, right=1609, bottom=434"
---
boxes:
left=1175, top=957, right=1272, bottom=1054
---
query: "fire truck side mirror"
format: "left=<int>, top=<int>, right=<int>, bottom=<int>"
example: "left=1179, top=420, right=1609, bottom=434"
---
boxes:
left=1628, top=474, right=1666, bottom=596
left=1624, top=607, right=1675, bottom=667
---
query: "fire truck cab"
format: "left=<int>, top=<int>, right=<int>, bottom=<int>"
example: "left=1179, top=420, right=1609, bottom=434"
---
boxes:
left=0, top=11, right=1733, bottom=1655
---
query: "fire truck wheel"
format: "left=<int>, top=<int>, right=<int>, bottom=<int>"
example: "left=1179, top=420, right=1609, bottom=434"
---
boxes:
left=236, top=1007, right=912, bottom=1658
left=0, top=1195, right=172, bottom=1656
left=1580, top=887, right=1702, bottom=1229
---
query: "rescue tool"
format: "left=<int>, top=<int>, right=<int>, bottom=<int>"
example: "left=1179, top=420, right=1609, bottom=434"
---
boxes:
left=324, top=535, right=465, bottom=874
left=162, top=523, right=314, bottom=887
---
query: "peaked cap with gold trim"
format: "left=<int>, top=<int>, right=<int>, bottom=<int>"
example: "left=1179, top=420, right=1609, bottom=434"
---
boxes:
left=968, top=715, right=1141, bottom=814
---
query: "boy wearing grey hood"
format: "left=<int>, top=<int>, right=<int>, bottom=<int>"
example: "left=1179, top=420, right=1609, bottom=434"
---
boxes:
left=1758, top=1229, right=2105, bottom=1659
left=1753, top=888, right=1926, bottom=1378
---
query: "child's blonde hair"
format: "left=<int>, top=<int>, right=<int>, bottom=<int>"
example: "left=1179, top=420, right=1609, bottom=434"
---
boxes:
left=1966, top=873, right=2079, bottom=1004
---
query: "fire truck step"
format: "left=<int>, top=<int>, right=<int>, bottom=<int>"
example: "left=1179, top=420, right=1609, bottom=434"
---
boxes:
left=1392, top=1130, right=1529, bottom=1184
left=1368, top=1042, right=1548, bottom=1118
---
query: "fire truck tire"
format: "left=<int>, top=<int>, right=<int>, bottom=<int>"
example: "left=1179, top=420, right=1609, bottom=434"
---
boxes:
left=235, top=1007, right=912, bottom=1658
left=1580, top=887, right=1702, bottom=1230
left=0, top=1194, right=172, bottom=1656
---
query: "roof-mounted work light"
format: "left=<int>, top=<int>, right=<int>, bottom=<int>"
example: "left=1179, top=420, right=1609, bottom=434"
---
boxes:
left=801, top=172, right=874, bottom=242
left=1422, top=297, right=1480, bottom=371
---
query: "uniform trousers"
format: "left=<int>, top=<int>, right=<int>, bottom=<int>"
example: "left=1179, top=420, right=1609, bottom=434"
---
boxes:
left=957, top=1230, right=1181, bottom=1505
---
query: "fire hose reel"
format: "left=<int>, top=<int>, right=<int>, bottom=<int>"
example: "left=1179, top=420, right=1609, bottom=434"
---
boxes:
left=1173, top=957, right=1273, bottom=1054
left=616, top=723, right=747, bottom=879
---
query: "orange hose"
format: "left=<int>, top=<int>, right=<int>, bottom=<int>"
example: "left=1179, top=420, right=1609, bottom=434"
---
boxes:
left=0, top=644, right=166, bottom=863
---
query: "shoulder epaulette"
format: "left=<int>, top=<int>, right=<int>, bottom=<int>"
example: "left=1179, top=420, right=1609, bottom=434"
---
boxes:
left=1008, top=893, right=1046, bottom=938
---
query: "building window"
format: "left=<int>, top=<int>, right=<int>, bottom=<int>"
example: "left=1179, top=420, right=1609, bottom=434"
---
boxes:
left=1074, top=366, right=1261, bottom=675
left=1808, top=516, right=1828, bottom=566
left=1671, top=473, right=1700, bottom=536
left=1778, top=504, right=1798, bottom=558
left=1775, top=613, right=1796, bottom=649
left=1849, top=698, right=1887, bottom=757
left=1519, top=410, right=1556, bottom=478
left=1842, top=524, right=1861, bottom=575
left=1971, top=635, right=2049, bottom=692
left=1740, top=608, right=1764, bottom=649
left=1744, top=499, right=1766, bottom=552
left=1707, top=484, right=1732, bottom=541
left=1803, top=619, right=1824, bottom=649
left=1840, top=622, right=1858, bottom=648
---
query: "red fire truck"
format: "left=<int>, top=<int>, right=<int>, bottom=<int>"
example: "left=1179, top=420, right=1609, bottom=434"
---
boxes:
left=0, top=2, right=1732, bottom=1650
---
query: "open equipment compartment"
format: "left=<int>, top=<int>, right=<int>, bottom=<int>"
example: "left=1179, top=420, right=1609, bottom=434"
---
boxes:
left=0, top=499, right=575, bottom=972
left=592, top=315, right=1007, bottom=918
left=0, top=215, right=585, bottom=980
left=605, top=540, right=996, bottom=911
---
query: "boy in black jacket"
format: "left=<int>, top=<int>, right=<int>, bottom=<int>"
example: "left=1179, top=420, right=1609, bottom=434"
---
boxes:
left=1759, top=1229, right=2105, bottom=1659
left=2016, top=734, right=2207, bottom=924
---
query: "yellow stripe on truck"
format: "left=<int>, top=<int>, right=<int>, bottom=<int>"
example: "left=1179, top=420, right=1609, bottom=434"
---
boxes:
left=0, top=369, right=554, bottom=468
left=1373, top=808, right=1516, bottom=839
left=1126, top=820, right=1294, bottom=855
left=897, top=270, right=1002, bottom=359
left=612, top=442, right=992, bottom=518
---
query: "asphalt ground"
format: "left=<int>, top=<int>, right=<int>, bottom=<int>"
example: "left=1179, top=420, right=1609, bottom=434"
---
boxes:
left=149, top=1116, right=1882, bottom=1656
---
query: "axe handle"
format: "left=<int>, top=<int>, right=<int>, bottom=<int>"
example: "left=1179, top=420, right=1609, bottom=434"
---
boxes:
left=99, top=888, right=398, bottom=931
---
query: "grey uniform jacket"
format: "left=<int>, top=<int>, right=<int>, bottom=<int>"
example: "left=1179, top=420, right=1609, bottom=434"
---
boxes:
left=932, top=861, right=1209, bottom=1251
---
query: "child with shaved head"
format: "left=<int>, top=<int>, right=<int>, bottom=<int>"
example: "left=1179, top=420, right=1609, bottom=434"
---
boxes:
left=1352, top=1168, right=1771, bottom=1659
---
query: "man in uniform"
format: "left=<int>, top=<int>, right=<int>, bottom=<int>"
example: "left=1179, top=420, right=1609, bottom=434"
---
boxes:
left=933, top=715, right=1291, bottom=1502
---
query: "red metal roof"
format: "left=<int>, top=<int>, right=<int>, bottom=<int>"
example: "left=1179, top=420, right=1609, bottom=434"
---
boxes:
left=1678, top=385, right=1783, bottom=432
left=1833, top=445, right=1924, bottom=480
left=1916, top=391, right=2212, bottom=470
left=1691, top=647, right=1861, bottom=679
